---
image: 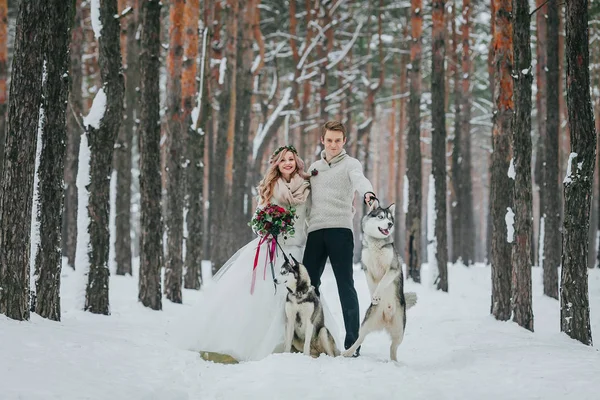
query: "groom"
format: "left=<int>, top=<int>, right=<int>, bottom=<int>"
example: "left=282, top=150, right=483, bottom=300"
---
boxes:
left=303, top=120, right=376, bottom=357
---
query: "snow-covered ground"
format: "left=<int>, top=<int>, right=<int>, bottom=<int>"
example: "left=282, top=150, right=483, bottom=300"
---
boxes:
left=1, top=261, right=599, bottom=400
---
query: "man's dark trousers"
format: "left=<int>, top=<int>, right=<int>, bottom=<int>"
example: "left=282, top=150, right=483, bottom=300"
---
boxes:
left=302, top=228, right=359, bottom=350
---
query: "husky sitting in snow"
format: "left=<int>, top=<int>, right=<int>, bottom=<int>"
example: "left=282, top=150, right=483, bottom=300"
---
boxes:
left=279, top=256, right=339, bottom=358
left=342, top=200, right=417, bottom=361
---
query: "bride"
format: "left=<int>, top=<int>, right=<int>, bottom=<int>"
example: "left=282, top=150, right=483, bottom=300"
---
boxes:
left=184, top=145, right=339, bottom=362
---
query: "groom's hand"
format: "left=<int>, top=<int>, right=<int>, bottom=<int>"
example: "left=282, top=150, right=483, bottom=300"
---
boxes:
left=364, top=191, right=376, bottom=205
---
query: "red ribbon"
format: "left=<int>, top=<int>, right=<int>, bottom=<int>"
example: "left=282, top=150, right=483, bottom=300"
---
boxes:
left=250, top=235, right=277, bottom=294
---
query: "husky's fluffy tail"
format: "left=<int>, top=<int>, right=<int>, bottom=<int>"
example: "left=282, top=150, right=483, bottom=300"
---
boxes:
left=405, top=292, right=418, bottom=309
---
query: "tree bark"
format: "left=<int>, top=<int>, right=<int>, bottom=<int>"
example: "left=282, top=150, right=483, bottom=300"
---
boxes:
left=490, top=0, right=513, bottom=321
left=432, top=0, right=448, bottom=292
left=458, top=0, right=475, bottom=266
left=0, top=0, right=47, bottom=321
left=534, top=0, right=547, bottom=268
left=231, top=0, right=254, bottom=251
left=394, top=37, right=409, bottom=258
left=33, top=0, right=75, bottom=321
left=84, top=0, right=124, bottom=315
left=164, top=0, right=185, bottom=303
left=542, top=0, right=560, bottom=299
left=406, top=0, right=423, bottom=283
left=183, top=0, right=203, bottom=290
left=560, top=0, right=595, bottom=346
left=450, top=0, right=461, bottom=264
left=138, top=0, right=163, bottom=310
left=510, top=0, right=533, bottom=332
left=82, top=2, right=100, bottom=113
left=210, top=1, right=237, bottom=273
left=114, top=0, right=138, bottom=276
left=62, top=0, right=84, bottom=270
left=0, top=0, right=7, bottom=178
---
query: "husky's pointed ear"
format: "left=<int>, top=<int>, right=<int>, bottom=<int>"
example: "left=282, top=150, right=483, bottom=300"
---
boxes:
left=290, top=254, right=299, bottom=267
left=388, top=203, right=396, bottom=215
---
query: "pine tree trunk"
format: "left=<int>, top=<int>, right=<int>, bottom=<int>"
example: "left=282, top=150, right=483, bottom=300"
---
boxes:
left=432, top=0, right=448, bottom=292
left=560, top=0, right=595, bottom=346
left=33, top=0, right=75, bottom=321
left=534, top=0, right=547, bottom=268
left=223, top=0, right=240, bottom=190
left=510, top=0, right=534, bottom=332
left=450, top=0, right=462, bottom=265
left=210, top=2, right=236, bottom=273
left=0, top=0, right=7, bottom=178
left=458, top=0, right=475, bottom=266
left=84, top=0, right=124, bottom=315
left=231, top=1, right=254, bottom=251
left=597, top=24, right=600, bottom=270
left=138, top=0, right=163, bottom=311
left=394, top=43, right=408, bottom=257
left=114, top=0, right=138, bottom=276
left=183, top=0, right=203, bottom=290
left=82, top=2, right=100, bottom=113
left=62, top=0, right=83, bottom=270
left=164, top=0, right=185, bottom=303
left=0, top=0, right=47, bottom=321
left=543, top=0, right=560, bottom=299
left=406, top=0, right=423, bottom=283
left=490, top=0, right=513, bottom=321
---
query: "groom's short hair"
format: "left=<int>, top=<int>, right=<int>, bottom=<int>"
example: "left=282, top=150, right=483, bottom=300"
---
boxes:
left=321, top=120, right=347, bottom=140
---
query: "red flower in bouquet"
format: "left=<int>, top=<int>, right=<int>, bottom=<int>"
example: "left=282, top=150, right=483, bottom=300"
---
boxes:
left=248, top=203, right=297, bottom=239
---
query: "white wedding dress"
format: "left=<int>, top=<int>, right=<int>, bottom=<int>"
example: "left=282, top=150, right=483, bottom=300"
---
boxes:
left=183, top=199, right=340, bottom=362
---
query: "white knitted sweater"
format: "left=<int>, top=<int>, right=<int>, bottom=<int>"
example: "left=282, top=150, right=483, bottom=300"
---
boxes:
left=306, top=149, right=374, bottom=233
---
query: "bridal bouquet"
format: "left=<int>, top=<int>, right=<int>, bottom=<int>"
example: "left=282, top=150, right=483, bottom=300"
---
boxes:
left=248, top=204, right=297, bottom=294
left=249, top=203, right=297, bottom=240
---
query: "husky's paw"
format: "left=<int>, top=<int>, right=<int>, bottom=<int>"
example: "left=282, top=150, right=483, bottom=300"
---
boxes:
left=371, top=294, right=381, bottom=305
left=341, top=349, right=354, bottom=357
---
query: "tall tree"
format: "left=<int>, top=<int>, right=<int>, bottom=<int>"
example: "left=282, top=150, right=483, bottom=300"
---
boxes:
left=458, top=0, right=475, bottom=265
left=138, top=0, right=163, bottom=310
left=560, top=0, right=595, bottom=346
left=164, top=0, right=185, bottom=303
left=431, top=0, right=448, bottom=291
left=0, top=0, right=47, bottom=320
left=542, top=0, right=560, bottom=299
left=0, top=0, right=7, bottom=177
left=510, top=0, right=533, bottom=331
left=63, top=0, right=84, bottom=270
left=182, top=0, right=203, bottom=290
left=33, top=0, right=76, bottom=321
left=210, top=0, right=240, bottom=273
left=450, top=0, right=462, bottom=264
left=114, top=0, right=139, bottom=276
left=534, top=0, right=547, bottom=268
left=84, top=0, right=125, bottom=315
left=406, top=0, right=423, bottom=283
left=230, top=0, right=256, bottom=251
left=490, top=0, right=513, bottom=321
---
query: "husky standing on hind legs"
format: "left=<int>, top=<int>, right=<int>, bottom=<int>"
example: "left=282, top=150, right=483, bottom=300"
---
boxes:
left=342, top=200, right=418, bottom=361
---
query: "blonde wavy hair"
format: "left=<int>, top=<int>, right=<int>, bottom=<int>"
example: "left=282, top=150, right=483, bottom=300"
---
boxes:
left=257, top=147, right=310, bottom=205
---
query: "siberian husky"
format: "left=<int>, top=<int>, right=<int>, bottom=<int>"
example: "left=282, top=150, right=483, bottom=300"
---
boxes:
left=279, top=256, right=339, bottom=357
left=342, top=201, right=418, bottom=361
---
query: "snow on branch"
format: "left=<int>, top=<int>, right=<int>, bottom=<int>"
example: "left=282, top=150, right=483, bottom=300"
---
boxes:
left=253, top=87, right=292, bottom=160
left=296, top=21, right=333, bottom=70
left=83, top=88, right=107, bottom=130
left=91, top=0, right=102, bottom=38
left=326, top=22, right=363, bottom=71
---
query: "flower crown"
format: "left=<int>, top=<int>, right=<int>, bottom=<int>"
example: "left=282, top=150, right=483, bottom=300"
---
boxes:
left=272, top=145, right=298, bottom=158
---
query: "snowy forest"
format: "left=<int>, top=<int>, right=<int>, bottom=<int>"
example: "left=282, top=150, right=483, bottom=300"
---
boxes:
left=1, top=0, right=600, bottom=397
